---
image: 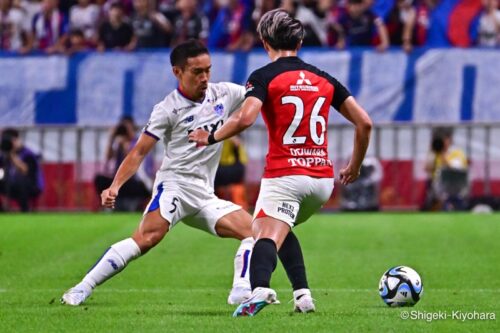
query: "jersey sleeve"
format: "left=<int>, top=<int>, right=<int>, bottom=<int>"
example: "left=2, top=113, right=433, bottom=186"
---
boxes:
left=244, top=69, right=268, bottom=103
left=328, top=75, right=351, bottom=111
left=143, top=103, right=171, bottom=140
left=221, top=82, right=246, bottom=115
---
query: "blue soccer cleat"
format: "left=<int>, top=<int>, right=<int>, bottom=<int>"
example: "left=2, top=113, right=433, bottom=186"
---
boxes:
left=233, top=287, right=278, bottom=317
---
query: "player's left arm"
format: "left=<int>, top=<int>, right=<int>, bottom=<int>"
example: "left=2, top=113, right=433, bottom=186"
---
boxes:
left=189, top=97, right=262, bottom=146
left=101, top=133, right=157, bottom=208
left=338, top=96, right=373, bottom=185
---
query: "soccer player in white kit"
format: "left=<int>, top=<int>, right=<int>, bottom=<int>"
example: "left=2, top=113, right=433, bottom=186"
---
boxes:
left=61, top=40, right=255, bottom=306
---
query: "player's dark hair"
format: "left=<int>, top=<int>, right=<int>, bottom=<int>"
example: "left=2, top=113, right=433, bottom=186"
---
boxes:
left=170, top=39, right=209, bottom=68
left=257, top=9, right=304, bottom=51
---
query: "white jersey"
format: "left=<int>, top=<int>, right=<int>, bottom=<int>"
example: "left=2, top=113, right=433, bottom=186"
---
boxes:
left=144, top=82, right=245, bottom=192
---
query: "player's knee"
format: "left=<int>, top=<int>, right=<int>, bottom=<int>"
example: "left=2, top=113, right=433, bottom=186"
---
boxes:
left=215, top=222, right=251, bottom=240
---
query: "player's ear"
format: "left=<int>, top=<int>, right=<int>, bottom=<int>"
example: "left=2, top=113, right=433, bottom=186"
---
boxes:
left=172, top=65, right=183, bottom=79
left=297, top=40, right=303, bottom=51
left=262, top=41, right=270, bottom=53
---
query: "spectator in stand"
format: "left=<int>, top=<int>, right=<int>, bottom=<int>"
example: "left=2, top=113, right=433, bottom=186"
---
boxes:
left=202, top=0, right=221, bottom=23
left=69, top=0, right=100, bottom=45
left=17, top=0, right=42, bottom=26
left=253, top=0, right=280, bottom=20
left=413, top=0, right=434, bottom=46
left=208, top=0, right=255, bottom=51
left=325, top=0, right=343, bottom=46
left=386, top=0, right=417, bottom=53
left=65, top=27, right=89, bottom=53
left=157, top=0, right=177, bottom=20
left=97, top=2, right=135, bottom=51
left=0, top=128, right=43, bottom=212
left=58, top=0, right=77, bottom=16
left=99, top=0, right=133, bottom=17
left=168, top=0, right=209, bottom=46
left=131, top=0, right=170, bottom=48
left=31, top=0, right=68, bottom=53
left=477, top=0, right=500, bottom=47
left=284, top=0, right=330, bottom=47
left=333, top=0, right=389, bottom=51
left=0, top=0, right=32, bottom=53
left=250, top=0, right=280, bottom=47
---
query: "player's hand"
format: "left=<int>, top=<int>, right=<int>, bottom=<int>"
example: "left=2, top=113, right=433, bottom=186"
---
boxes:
left=101, top=187, right=119, bottom=209
left=188, top=129, right=210, bottom=147
left=339, top=164, right=361, bottom=185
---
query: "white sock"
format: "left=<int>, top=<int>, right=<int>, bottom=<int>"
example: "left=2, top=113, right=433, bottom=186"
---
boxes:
left=232, top=237, right=254, bottom=289
left=81, top=238, right=141, bottom=289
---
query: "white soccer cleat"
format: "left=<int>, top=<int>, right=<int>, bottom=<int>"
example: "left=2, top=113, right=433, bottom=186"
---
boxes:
left=233, top=287, right=279, bottom=317
left=61, top=282, right=93, bottom=306
left=293, top=288, right=316, bottom=313
left=227, top=285, right=252, bottom=305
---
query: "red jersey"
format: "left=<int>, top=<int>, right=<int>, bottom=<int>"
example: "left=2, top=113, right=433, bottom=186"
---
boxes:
left=245, top=56, right=351, bottom=179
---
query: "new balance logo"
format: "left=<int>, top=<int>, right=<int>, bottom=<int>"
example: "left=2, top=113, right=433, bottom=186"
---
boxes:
left=107, top=259, right=119, bottom=270
left=296, top=72, right=312, bottom=85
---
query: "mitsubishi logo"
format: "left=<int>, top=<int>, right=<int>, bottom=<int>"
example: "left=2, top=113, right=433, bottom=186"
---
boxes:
left=296, top=71, right=312, bottom=85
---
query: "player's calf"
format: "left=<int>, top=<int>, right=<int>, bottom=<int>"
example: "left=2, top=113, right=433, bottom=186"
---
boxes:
left=60, top=238, right=141, bottom=306
left=228, top=236, right=253, bottom=304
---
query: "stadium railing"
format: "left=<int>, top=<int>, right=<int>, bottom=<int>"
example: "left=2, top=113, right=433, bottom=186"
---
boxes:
left=3, top=122, right=497, bottom=212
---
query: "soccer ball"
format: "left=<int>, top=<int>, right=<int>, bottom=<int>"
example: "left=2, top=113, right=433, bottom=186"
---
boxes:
left=379, top=266, right=423, bottom=307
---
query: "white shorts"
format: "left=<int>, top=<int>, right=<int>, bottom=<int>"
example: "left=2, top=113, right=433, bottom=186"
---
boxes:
left=253, top=175, right=334, bottom=228
left=144, top=181, right=241, bottom=235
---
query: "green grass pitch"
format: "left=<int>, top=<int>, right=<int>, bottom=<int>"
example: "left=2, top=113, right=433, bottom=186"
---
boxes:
left=0, top=213, right=498, bottom=332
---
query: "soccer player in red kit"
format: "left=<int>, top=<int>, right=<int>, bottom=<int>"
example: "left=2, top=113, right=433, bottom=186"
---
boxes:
left=189, top=9, right=372, bottom=317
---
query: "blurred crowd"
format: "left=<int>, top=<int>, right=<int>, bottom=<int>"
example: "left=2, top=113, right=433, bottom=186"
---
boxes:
left=0, top=0, right=499, bottom=55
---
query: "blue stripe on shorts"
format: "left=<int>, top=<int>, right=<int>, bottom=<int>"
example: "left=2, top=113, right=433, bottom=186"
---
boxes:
left=147, top=183, right=164, bottom=213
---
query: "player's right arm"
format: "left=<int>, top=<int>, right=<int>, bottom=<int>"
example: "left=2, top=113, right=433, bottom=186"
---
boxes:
left=191, top=72, right=265, bottom=144
left=338, top=96, right=373, bottom=185
left=101, top=133, right=157, bottom=208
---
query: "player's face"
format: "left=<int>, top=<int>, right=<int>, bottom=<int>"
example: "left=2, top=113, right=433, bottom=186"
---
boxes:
left=176, top=53, right=211, bottom=101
